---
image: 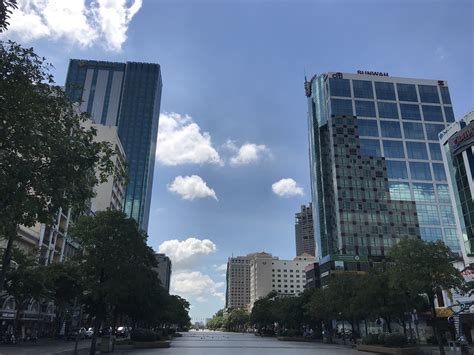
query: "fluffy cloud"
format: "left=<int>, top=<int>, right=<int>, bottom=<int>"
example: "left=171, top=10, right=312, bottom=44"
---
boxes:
left=214, top=263, right=227, bottom=272
left=168, top=175, right=218, bottom=201
left=3, top=0, right=142, bottom=51
left=156, top=113, right=222, bottom=166
left=158, top=237, right=217, bottom=270
left=272, top=178, right=304, bottom=197
left=225, top=140, right=271, bottom=166
left=171, top=271, right=225, bottom=302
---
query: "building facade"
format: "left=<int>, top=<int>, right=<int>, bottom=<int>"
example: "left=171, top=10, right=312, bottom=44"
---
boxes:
left=248, top=252, right=314, bottom=309
left=440, top=109, right=474, bottom=265
left=225, top=255, right=251, bottom=309
left=306, top=72, right=460, bottom=260
left=295, top=203, right=316, bottom=256
left=154, top=253, right=172, bottom=292
left=65, top=60, right=163, bottom=231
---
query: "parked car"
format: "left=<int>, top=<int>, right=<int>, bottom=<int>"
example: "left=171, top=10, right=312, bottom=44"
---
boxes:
left=115, top=326, right=130, bottom=338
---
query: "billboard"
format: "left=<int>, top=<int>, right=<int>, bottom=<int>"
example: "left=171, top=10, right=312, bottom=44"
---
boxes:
left=449, top=121, right=474, bottom=156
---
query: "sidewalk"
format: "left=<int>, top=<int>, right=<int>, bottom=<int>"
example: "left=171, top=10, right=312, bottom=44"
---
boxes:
left=0, top=339, right=92, bottom=355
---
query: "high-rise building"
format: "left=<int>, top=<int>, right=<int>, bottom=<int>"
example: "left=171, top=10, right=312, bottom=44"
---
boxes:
left=440, top=109, right=474, bottom=265
left=154, top=253, right=172, bottom=292
left=248, top=252, right=314, bottom=309
left=295, top=203, right=315, bottom=257
left=65, top=60, right=163, bottom=231
left=225, top=255, right=251, bottom=309
left=306, top=72, right=460, bottom=260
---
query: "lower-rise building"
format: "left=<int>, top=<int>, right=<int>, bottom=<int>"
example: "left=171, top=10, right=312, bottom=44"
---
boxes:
left=226, top=255, right=251, bottom=309
left=295, top=203, right=316, bottom=257
left=154, top=253, right=172, bottom=292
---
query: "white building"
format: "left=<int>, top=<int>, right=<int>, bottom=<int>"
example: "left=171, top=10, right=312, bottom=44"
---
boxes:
left=226, top=255, right=251, bottom=309
left=249, top=252, right=315, bottom=309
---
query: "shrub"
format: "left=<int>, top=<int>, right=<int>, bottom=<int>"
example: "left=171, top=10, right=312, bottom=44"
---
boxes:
left=363, top=333, right=407, bottom=347
left=131, top=328, right=162, bottom=342
left=283, top=329, right=300, bottom=337
left=363, top=333, right=380, bottom=345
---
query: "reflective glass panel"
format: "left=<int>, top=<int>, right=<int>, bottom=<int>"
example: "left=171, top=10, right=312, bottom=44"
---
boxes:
left=400, top=104, right=421, bottom=120
left=413, top=183, right=436, bottom=202
left=425, top=124, right=444, bottom=140
left=410, top=162, right=432, bottom=180
left=383, top=140, right=405, bottom=158
left=440, top=87, right=452, bottom=105
left=416, top=204, right=440, bottom=225
left=436, top=184, right=450, bottom=203
left=360, top=139, right=382, bottom=157
left=406, top=142, right=429, bottom=160
left=353, top=80, right=374, bottom=99
left=429, top=143, right=443, bottom=161
left=380, top=120, right=402, bottom=138
left=432, top=163, right=447, bottom=181
left=375, top=82, right=396, bottom=100
left=358, top=119, right=379, bottom=137
left=444, top=106, right=455, bottom=122
left=378, top=102, right=399, bottom=119
left=397, top=83, right=418, bottom=102
left=420, top=227, right=443, bottom=241
left=389, top=182, right=411, bottom=201
left=331, top=98, right=353, bottom=116
left=440, top=205, right=455, bottom=225
left=418, top=85, right=440, bottom=103
left=355, top=100, right=376, bottom=117
left=386, top=160, right=408, bottom=180
left=444, top=228, right=460, bottom=251
left=329, top=78, right=351, bottom=97
left=422, top=105, right=444, bottom=122
left=403, top=122, right=425, bottom=140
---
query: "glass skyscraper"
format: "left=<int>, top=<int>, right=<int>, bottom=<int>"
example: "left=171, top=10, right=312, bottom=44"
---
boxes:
left=306, top=72, right=460, bottom=260
left=65, top=60, right=162, bottom=232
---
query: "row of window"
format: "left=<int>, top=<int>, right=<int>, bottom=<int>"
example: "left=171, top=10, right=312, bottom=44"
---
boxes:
left=329, top=78, right=451, bottom=104
left=383, top=159, right=447, bottom=181
left=388, top=182, right=451, bottom=203
left=357, top=120, right=445, bottom=141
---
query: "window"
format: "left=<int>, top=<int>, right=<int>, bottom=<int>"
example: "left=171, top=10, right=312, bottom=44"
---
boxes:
left=397, top=83, right=418, bottom=102
left=406, top=142, right=428, bottom=160
left=420, top=227, right=443, bottom=241
left=436, top=184, right=450, bottom=203
left=389, top=182, right=411, bottom=201
left=358, top=119, right=379, bottom=137
left=416, top=204, right=440, bottom=225
left=403, top=122, right=425, bottom=140
left=400, top=104, right=421, bottom=120
left=422, top=105, right=444, bottom=122
left=425, top=124, right=444, bottom=141
left=380, top=121, right=402, bottom=138
left=444, top=106, right=455, bottom=122
left=375, top=82, right=396, bottom=100
left=418, top=85, right=440, bottom=103
left=383, top=140, right=405, bottom=158
left=386, top=160, right=408, bottom=180
left=410, top=162, right=432, bottom=180
left=331, top=99, right=353, bottom=116
left=329, top=78, right=351, bottom=97
left=429, top=143, right=443, bottom=161
left=444, top=228, right=460, bottom=251
left=378, top=102, right=399, bottom=119
left=413, top=183, right=436, bottom=202
left=440, top=87, right=452, bottom=105
left=432, top=163, right=447, bottom=181
left=360, top=139, right=381, bottom=157
left=353, top=80, right=374, bottom=99
left=440, top=205, right=455, bottom=225
left=355, top=100, right=376, bottom=117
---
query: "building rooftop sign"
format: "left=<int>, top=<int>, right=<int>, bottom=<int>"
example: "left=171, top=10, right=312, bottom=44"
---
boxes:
left=449, top=121, right=474, bottom=156
left=357, top=70, right=389, bottom=77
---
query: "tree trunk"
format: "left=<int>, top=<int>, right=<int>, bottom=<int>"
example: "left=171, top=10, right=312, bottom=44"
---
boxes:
left=428, top=294, right=445, bottom=355
left=0, top=224, right=17, bottom=293
left=89, top=316, right=102, bottom=355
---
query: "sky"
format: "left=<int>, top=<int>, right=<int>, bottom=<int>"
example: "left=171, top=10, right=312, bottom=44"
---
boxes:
left=2, top=0, right=473, bottom=320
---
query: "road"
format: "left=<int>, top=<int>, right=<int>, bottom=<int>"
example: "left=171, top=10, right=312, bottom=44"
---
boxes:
left=131, top=331, right=362, bottom=355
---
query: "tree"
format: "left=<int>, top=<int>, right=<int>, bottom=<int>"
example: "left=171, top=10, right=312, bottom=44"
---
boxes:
left=389, top=239, right=464, bottom=355
left=0, top=0, right=17, bottom=32
left=0, top=41, right=115, bottom=292
left=250, top=291, right=278, bottom=332
left=224, top=308, right=250, bottom=332
left=69, top=210, right=155, bottom=355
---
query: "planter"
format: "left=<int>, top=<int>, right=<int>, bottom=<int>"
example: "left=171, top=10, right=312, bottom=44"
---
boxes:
left=133, top=340, right=171, bottom=348
left=357, top=344, right=421, bottom=354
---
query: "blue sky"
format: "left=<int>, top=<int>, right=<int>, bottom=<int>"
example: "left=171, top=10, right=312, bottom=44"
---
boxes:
left=3, top=0, right=472, bottom=320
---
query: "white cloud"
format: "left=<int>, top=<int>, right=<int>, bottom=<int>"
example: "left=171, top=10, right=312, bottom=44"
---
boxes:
left=215, top=263, right=227, bottom=272
left=224, top=139, right=271, bottom=166
left=156, top=113, right=222, bottom=166
left=158, top=237, right=217, bottom=270
left=171, top=271, right=225, bottom=302
left=272, top=178, right=304, bottom=197
left=168, top=175, right=218, bottom=201
left=3, top=0, right=142, bottom=51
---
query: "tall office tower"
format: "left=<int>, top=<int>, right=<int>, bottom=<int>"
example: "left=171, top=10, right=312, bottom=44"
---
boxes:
left=295, top=203, right=316, bottom=257
left=306, top=72, right=460, bottom=261
left=440, top=109, right=474, bottom=265
left=225, top=255, right=251, bottom=309
left=65, top=60, right=162, bottom=231
left=154, top=253, right=172, bottom=292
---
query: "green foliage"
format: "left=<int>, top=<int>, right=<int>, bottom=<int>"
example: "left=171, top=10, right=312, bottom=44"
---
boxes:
left=363, top=333, right=408, bottom=348
left=0, top=0, right=17, bottom=32
left=131, top=328, right=163, bottom=342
